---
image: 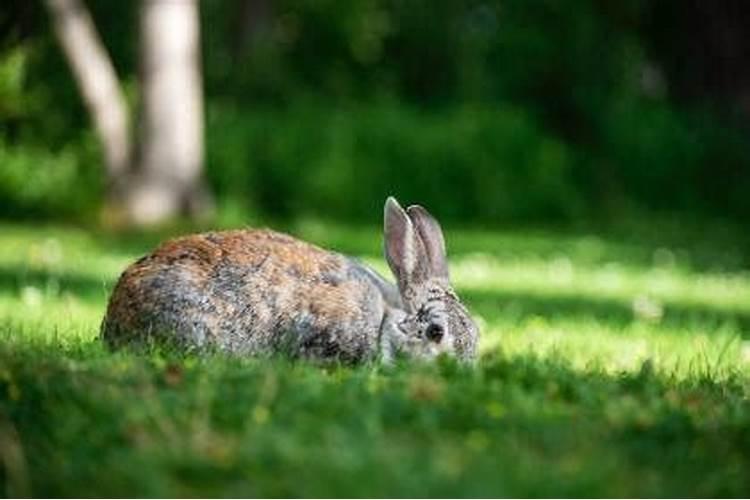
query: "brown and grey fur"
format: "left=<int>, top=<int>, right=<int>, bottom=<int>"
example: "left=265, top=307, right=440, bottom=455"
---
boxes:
left=101, top=197, right=479, bottom=364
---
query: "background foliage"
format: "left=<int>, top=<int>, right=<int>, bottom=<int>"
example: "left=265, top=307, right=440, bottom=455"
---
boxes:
left=1, top=0, right=749, bottom=224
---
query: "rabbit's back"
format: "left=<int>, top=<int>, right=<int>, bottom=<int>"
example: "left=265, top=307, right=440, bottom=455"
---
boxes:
left=101, top=229, right=386, bottom=362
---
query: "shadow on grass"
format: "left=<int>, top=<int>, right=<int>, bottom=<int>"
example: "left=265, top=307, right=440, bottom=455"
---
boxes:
left=464, top=288, right=750, bottom=336
left=0, top=265, right=115, bottom=302
left=1, top=263, right=748, bottom=337
left=297, top=220, right=750, bottom=273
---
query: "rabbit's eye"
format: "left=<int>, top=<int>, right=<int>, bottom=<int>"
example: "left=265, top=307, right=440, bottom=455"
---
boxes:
left=425, top=323, right=444, bottom=343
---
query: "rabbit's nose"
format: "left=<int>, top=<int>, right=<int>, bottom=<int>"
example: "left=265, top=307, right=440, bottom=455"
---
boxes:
left=425, top=324, right=444, bottom=343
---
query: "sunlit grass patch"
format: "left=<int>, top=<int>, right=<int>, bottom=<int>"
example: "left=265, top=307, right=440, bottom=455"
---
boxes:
left=2, top=219, right=750, bottom=376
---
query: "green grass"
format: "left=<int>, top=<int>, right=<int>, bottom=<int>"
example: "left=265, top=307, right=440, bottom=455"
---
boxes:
left=1, top=219, right=749, bottom=497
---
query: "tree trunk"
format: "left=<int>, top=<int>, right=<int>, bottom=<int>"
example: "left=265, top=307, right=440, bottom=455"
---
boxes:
left=126, top=0, right=211, bottom=226
left=45, top=0, right=212, bottom=227
left=43, top=0, right=131, bottom=190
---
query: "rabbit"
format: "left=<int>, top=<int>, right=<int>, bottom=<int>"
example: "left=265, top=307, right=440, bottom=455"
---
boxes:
left=101, top=197, right=479, bottom=364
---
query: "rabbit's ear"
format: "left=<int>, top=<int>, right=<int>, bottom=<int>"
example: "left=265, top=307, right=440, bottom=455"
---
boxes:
left=407, top=205, right=449, bottom=280
left=384, top=197, right=429, bottom=288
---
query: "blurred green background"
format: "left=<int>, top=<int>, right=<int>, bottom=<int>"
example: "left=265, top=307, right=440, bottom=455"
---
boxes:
left=3, top=3, right=750, bottom=497
left=2, top=0, right=749, bottom=226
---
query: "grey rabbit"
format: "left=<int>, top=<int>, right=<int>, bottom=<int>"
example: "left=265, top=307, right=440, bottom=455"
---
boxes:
left=101, top=197, right=479, bottom=364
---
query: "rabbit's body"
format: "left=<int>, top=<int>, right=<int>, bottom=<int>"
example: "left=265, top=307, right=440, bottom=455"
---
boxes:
left=102, top=198, right=479, bottom=364
left=102, top=229, right=397, bottom=363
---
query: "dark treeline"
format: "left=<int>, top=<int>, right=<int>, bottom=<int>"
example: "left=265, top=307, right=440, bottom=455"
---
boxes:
left=1, top=0, right=749, bottom=225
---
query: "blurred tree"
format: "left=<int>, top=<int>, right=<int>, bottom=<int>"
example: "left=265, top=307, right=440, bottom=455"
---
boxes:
left=44, top=0, right=210, bottom=226
left=43, top=0, right=131, bottom=192
left=128, top=0, right=211, bottom=226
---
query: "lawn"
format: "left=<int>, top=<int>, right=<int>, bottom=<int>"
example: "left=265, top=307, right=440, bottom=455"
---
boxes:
left=1, top=218, right=749, bottom=497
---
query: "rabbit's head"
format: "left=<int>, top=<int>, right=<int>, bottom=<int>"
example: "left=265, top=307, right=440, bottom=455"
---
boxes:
left=382, top=197, right=479, bottom=363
